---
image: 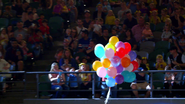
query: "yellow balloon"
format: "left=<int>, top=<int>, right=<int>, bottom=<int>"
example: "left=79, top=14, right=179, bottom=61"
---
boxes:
left=105, top=43, right=116, bottom=52
left=102, top=58, right=111, bottom=68
left=109, top=36, right=119, bottom=46
left=115, top=83, right=117, bottom=85
left=92, top=61, right=102, bottom=71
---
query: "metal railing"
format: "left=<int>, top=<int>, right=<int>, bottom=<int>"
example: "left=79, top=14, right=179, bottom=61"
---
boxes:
left=0, top=70, right=185, bottom=99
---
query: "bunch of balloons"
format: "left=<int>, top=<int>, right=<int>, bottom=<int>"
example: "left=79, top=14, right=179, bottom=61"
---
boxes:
left=93, top=36, right=139, bottom=87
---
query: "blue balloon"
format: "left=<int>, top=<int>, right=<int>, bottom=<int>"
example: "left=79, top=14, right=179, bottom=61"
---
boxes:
left=106, top=77, right=116, bottom=87
left=127, top=72, right=136, bottom=82
left=94, top=44, right=105, bottom=58
left=110, top=56, right=121, bottom=67
left=105, top=68, right=109, bottom=78
left=128, top=51, right=137, bottom=62
left=121, top=71, right=130, bottom=82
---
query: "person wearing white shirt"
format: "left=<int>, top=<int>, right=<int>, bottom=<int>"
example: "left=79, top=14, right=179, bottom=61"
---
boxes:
left=76, top=19, right=87, bottom=39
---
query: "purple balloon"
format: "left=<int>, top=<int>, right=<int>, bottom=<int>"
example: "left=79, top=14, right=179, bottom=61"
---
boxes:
left=116, top=64, right=124, bottom=73
left=110, top=56, right=121, bottom=67
left=115, top=41, right=125, bottom=49
left=128, top=51, right=137, bottom=62
left=115, top=74, right=124, bottom=84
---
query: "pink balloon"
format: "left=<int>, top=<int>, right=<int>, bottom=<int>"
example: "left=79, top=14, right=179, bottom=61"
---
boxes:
left=96, top=67, right=107, bottom=78
left=125, top=64, right=134, bottom=72
left=107, top=67, right=117, bottom=77
left=105, top=48, right=114, bottom=59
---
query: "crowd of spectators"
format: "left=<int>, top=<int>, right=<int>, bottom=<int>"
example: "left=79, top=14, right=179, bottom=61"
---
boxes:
left=0, top=0, right=185, bottom=99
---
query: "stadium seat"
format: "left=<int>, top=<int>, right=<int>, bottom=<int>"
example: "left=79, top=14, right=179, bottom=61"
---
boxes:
left=153, top=31, right=162, bottom=42
left=148, top=49, right=164, bottom=62
left=0, top=18, right=9, bottom=28
left=152, top=73, right=165, bottom=89
left=10, top=18, right=22, bottom=26
left=165, top=52, right=170, bottom=62
left=148, top=61, right=156, bottom=70
left=150, top=23, right=155, bottom=32
left=155, top=41, right=171, bottom=50
left=136, top=51, right=149, bottom=59
left=48, top=16, right=64, bottom=34
left=117, top=82, right=131, bottom=97
left=155, top=22, right=165, bottom=32
left=39, top=75, right=51, bottom=97
left=29, top=2, right=40, bottom=9
left=140, top=41, right=155, bottom=53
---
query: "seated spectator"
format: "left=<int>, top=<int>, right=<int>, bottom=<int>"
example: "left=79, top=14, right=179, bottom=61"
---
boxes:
left=109, top=0, right=121, bottom=7
left=22, top=6, right=32, bottom=23
left=118, top=2, right=131, bottom=25
left=93, top=4, right=106, bottom=20
left=68, top=0, right=78, bottom=23
left=19, top=40, right=34, bottom=61
left=121, top=29, right=137, bottom=50
left=139, top=2, right=148, bottom=15
left=155, top=55, right=167, bottom=70
left=132, top=16, right=145, bottom=42
left=61, top=58, right=71, bottom=71
left=147, top=0, right=157, bottom=6
left=12, top=0, right=23, bottom=18
left=40, top=0, right=53, bottom=9
left=2, top=6, right=14, bottom=19
left=123, top=11, right=137, bottom=30
left=69, top=40, right=78, bottom=56
left=0, top=28, right=9, bottom=49
left=76, top=63, right=91, bottom=98
left=55, top=48, right=63, bottom=63
left=59, top=49, right=77, bottom=70
left=83, top=10, right=92, bottom=29
left=0, top=44, right=5, bottom=58
left=161, top=25, right=172, bottom=42
left=135, top=10, right=141, bottom=23
left=167, top=46, right=185, bottom=69
left=38, top=14, right=45, bottom=27
left=60, top=0, right=70, bottom=22
left=98, top=28, right=110, bottom=46
left=70, top=28, right=78, bottom=46
left=48, top=62, right=69, bottom=98
left=127, top=0, right=138, bottom=14
left=112, top=18, right=122, bottom=35
left=16, top=34, right=24, bottom=46
left=14, top=22, right=28, bottom=40
left=64, top=28, right=72, bottom=42
left=77, top=30, right=91, bottom=53
left=148, top=2, right=157, bottom=12
left=161, top=8, right=170, bottom=23
left=105, top=10, right=116, bottom=26
left=131, top=55, right=152, bottom=98
left=53, top=0, right=63, bottom=15
left=76, top=19, right=87, bottom=39
left=111, top=28, right=118, bottom=36
left=179, top=35, right=185, bottom=53
left=165, top=18, right=172, bottom=29
left=92, top=18, right=102, bottom=39
left=149, top=10, right=161, bottom=25
left=5, top=39, right=24, bottom=71
left=33, top=8, right=39, bottom=20
left=142, top=22, right=153, bottom=41
left=0, top=53, right=11, bottom=93
left=24, top=12, right=38, bottom=28
left=102, top=0, right=111, bottom=13
left=85, top=39, right=97, bottom=63
left=7, top=25, right=14, bottom=39
left=141, top=57, right=150, bottom=70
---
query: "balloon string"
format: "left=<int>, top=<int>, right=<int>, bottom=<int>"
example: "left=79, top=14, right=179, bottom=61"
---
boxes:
left=105, top=87, right=111, bottom=104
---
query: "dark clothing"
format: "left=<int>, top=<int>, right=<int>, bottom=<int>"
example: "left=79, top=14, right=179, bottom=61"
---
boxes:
left=5, top=47, right=24, bottom=63
left=97, top=36, right=110, bottom=46
left=80, top=82, right=92, bottom=98
left=12, top=5, right=23, bottom=16
left=170, top=16, right=184, bottom=28
left=59, top=58, right=77, bottom=70
left=169, top=53, right=184, bottom=69
left=83, top=19, right=91, bottom=28
left=24, top=20, right=38, bottom=28
left=124, top=18, right=137, bottom=29
left=135, top=73, right=146, bottom=83
left=122, top=38, right=137, bottom=48
left=93, top=11, right=106, bottom=21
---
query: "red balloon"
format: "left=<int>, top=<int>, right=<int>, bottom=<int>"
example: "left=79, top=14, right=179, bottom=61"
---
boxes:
left=131, top=61, right=139, bottom=72
left=124, top=42, right=131, bottom=54
left=116, top=47, right=126, bottom=58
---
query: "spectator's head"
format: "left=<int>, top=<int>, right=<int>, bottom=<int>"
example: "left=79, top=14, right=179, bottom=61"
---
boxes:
left=16, top=34, right=23, bottom=41
left=63, top=49, right=72, bottom=59
left=40, top=13, right=45, bottom=19
left=1, top=28, right=6, bottom=34
left=99, top=18, right=104, bottom=25
left=77, top=19, right=83, bottom=27
left=164, top=25, right=170, bottom=31
left=141, top=57, right=148, bottom=64
left=181, top=7, right=185, bottom=15
left=126, top=11, right=132, bottom=20
left=26, top=6, right=32, bottom=13
left=169, top=46, right=178, bottom=55
left=103, top=0, right=108, bottom=5
left=174, top=8, right=181, bottom=15
left=97, top=4, right=103, bottom=11
left=5, top=6, right=11, bottom=11
left=36, top=29, right=42, bottom=36
left=23, top=1, right=29, bottom=8
left=28, top=12, right=33, bottom=20
left=42, top=19, right=48, bottom=27
left=174, top=1, right=180, bottom=9
left=149, top=3, right=155, bottom=9
left=17, top=0, right=22, bottom=5
left=66, top=28, right=71, bottom=35
left=102, top=28, right=109, bottom=37
left=81, top=57, right=88, bottom=63
left=33, top=8, right=37, bottom=13
left=156, top=54, right=164, bottom=63
left=165, top=18, right=172, bottom=26
left=84, top=9, right=91, bottom=18
left=10, top=39, right=18, bottom=48
left=138, top=16, right=145, bottom=26
left=64, top=58, right=69, bottom=64
left=17, top=22, right=23, bottom=29
left=161, top=8, right=168, bottom=16
left=164, top=65, right=171, bottom=75
left=135, top=10, right=141, bottom=17
left=79, top=63, right=86, bottom=71
left=81, top=30, right=89, bottom=39
left=111, top=28, right=117, bottom=35
left=21, top=40, right=27, bottom=47
left=121, top=2, right=126, bottom=9
left=89, top=39, right=97, bottom=48
left=107, top=10, right=114, bottom=16
left=125, top=29, right=133, bottom=38
left=64, top=39, right=70, bottom=47
left=32, top=23, right=39, bottom=30
left=145, top=22, right=150, bottom=30
left=7, top=25, right=13, bottom=32
left=151, top=10, right=158, bottom=16
left=61, top=0, right=66, bottom=5
left=50, top=62, right=59, bottom=72
left=68, top=0, right=74, bottom=5
left=57, top=0, right=62, bottom=4
left=136, top=55, right=142, bottom=66
left=115, top=18, right=120, bottom=25
left=140, top=2, right=146, bottom=8
left=71, top=27, right=77, bottom=37
left=95, top=18, right=100, bottom=24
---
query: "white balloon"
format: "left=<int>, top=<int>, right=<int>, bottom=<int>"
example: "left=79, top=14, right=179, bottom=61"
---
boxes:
left=105, top=48, right=114, bottom=59
left=124, top=54, right=130, bottom=60
left=125, top=64, right=133, bottom=72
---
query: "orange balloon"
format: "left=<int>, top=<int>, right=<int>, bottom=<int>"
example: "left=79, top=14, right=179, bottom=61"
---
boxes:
left=121, top=57, right=131, bottom=68
left=92, top=61, right=102, bottom=71
left=102, top=58, right=111, bottom=68
left=115, top=83, right=117, bottom=85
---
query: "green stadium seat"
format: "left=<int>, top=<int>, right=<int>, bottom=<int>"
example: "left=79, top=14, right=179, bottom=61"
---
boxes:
left=136, top=51, right=149, bottom=59
left=39, top=75, right=51, bottom=97
left=117, top=82, right=131, bottom=97
left=48, top=16, right=64, bottom=34
left=153, top=31, right=162, bottom=42
left=155, top=41, right=171, bottom=50
left=148, top=49, right=164, bottom=62
left=150, top=23, right=155, bottom=32
left=0, top=18, right=9, bottom=28
left=152, top=73, right=165, bottom=89
left=155, top=23, right=165, bottom=32
left=140, top=41, right=155, bottom=53
left=29, top=2, right=40, bottom=9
